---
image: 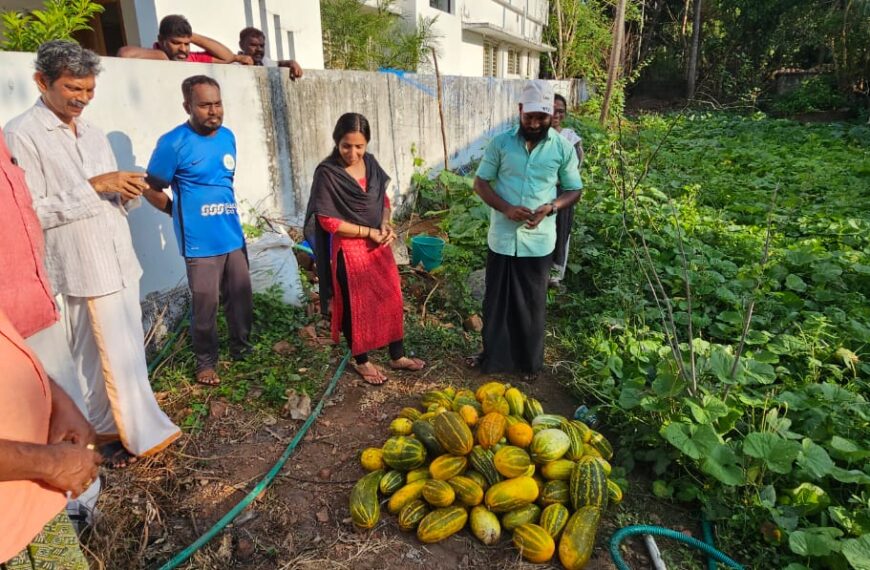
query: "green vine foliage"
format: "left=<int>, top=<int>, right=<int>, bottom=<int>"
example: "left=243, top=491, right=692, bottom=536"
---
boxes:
left=441, top=111, right=870, bottom=567
left=1, top=0, right=104, bottom=52
left=562, top=113, right=869, bottom=568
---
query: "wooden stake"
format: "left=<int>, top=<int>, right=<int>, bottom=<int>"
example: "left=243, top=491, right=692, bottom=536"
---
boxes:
left=599, top=0, right=627, bottom=126
left=431, top=47, right=450, bottom=183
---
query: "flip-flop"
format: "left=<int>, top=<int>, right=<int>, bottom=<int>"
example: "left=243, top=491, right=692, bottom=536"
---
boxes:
left=195, top=369, right=221, bottom=386
left=100, top=441, right=137, bottom=469
left=389, top=357, right=426, bottom=371
left=465, top=353, right=483, bottom=369
left=352, top=362, right=388, bottom=385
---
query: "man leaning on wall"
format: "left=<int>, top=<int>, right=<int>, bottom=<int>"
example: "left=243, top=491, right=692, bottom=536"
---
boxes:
left=4, top=40, right=181, bottom=469
left=118, top=14, right=253, bottom=65
left=238, top=26, right=303, bottom=79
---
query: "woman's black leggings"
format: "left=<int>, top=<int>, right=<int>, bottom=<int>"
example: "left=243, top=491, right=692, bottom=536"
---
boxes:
left=336, top=251, right=404, bottom=365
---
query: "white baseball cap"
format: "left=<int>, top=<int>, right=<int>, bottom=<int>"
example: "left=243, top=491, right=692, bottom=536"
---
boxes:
left=519, top=80, right=554, bottom=115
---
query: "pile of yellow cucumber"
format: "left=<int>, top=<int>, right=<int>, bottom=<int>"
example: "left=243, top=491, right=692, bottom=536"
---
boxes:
left=349, top=381, right=622, bottom=568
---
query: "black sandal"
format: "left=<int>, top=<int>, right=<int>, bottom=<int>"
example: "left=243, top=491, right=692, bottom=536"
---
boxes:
left=100, top=441, right=137, bottom=469
left=465, top=353, right=484, bottom=368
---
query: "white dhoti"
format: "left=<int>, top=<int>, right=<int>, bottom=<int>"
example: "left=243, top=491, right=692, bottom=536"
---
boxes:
left=25, top=317, right=102, bottom=521
left=60, top=283, right=180, bottom=457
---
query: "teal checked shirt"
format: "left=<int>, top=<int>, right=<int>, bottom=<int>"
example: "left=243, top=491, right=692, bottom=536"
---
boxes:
left=476, top=126, right=582, bottom=258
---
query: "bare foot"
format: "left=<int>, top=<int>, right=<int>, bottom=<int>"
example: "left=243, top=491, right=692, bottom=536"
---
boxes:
left=195, top=369, right=221, bottom=386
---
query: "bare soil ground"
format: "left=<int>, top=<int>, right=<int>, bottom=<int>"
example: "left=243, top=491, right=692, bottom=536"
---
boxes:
left=84, top=345, right=702, bottom=570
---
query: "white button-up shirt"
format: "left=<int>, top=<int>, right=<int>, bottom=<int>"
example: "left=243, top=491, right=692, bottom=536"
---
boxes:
left=5, top=98, right=142, bottom=298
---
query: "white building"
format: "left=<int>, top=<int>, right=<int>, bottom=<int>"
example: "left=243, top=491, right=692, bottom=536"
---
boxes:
left=363, top=0, right=553, bottom=78
left=2, top=0, right=550, bottom=77
left=0, top=0, right=325, bottom=69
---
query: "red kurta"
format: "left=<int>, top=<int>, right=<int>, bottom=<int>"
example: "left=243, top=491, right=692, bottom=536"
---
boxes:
left=318, top=178, right=403, bottom=355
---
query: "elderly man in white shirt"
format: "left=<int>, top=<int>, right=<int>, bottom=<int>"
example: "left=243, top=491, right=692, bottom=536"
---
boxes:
left=5, top=40, right=180, bottom=468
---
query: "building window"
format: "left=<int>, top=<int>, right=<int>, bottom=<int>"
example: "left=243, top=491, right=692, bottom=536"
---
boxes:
left=507, top=49, right=519, bottom=75
left=526, top=51, right=533, bottom=77
left=483, top=42, right=498, bottom=77
left=429, top=0, right=452, bottom=13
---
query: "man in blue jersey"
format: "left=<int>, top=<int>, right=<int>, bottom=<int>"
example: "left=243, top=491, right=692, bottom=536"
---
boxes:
left=143, top=75, right=252, bottom=386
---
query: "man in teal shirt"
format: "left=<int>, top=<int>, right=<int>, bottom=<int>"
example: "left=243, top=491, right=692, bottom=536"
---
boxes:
left=470, top=80, right=582, bottom=378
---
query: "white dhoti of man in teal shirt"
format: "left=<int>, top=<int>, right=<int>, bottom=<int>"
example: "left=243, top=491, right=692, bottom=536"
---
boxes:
left=470, top=80, right=583, bottom=378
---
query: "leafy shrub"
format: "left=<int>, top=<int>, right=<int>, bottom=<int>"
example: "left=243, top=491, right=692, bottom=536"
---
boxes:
left=769, top=76, right=849, bottom=115
left=0, top=0, right=104, bottom=52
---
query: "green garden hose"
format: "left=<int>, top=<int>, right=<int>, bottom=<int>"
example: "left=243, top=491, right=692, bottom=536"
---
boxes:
left=156, top=350, right=352, bottom=570
left=609, top=525, right=744, bottom=570
left=701, top=516, right=718, bottom=570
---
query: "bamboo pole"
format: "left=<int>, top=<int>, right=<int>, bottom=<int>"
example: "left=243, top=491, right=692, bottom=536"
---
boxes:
left=431, top=47, right=449, bottom=182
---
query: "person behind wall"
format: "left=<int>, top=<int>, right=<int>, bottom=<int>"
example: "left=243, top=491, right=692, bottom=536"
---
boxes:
left=467, top=80, right=583, bottom=380
left=550, top=93, right=585, bottom=286
left=0, top=308, right=101, bottom=570
left=5, top=40, right=181, bottom=469
left=0, top=124, right=103, bottom=525
left=142, top=75, right=254, bottom=388
left=303, top=113, right=426, bottom=385
left=238, top=27, right=303, bottom=79
left=118, top=14, right=253, bottom=65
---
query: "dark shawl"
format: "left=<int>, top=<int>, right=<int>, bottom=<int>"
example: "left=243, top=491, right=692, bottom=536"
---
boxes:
left=303, top=153, right=390, bottom=315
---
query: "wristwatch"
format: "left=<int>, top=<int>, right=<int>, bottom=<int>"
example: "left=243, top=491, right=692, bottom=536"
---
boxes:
left=548, top=201, right=558, bottom=216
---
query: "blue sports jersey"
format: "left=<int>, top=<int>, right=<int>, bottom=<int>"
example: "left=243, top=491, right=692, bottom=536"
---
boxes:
left=147, top=123, right=245, bottom=258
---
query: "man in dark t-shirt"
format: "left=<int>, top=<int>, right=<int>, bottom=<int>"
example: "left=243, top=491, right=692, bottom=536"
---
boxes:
left=118, top=15, right=252, bottom=65
left=143, top=75, right=253, bottom=387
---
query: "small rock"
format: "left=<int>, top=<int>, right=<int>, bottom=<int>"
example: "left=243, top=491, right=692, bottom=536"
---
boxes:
left=318, top=468, right=332, bottom=480
left=288, top=393, right=311, bottom=420
left=209, top=399, right=228, bottom=419
left=283, top=531, right=296, bottom=555
left=298, top=367, right=309, bottom=373
left=235, top=511, right=258, bottom=526
left=316, top=508, right=330, bottom=523
left=199, top=479, right=209, bottom=487
left=467, top=268, right=486, bottom=303
left=235, top=536, right=255, bottom=560
left=216, top=533, right=233, bottom=562
left=272, top=340, right=295, bottom=356
left=391, top=236, right=410, bottom=266
left=463, top=314, right=483, bottom=332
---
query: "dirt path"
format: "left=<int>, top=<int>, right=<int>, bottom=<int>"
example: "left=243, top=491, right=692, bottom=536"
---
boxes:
left=87, top=351, right=693, bottom=569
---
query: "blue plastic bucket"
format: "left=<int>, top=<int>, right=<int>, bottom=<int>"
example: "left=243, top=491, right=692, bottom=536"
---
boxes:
left=410, top=235, right=445, bottom=271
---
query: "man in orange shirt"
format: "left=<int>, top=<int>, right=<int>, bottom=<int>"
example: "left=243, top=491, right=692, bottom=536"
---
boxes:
left=0, top=307, right=100, bottom=567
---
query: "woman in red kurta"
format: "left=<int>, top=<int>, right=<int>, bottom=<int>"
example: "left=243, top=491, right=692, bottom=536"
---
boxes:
left=303, top=113, right=425, bottom=384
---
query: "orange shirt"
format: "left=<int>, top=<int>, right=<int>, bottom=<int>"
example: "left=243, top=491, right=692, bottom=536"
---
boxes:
left=0, top=309, right=66, bottom=563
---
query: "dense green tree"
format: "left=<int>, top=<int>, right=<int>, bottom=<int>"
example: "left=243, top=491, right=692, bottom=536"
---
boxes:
left=320, top=0, right=438, bottom=72
left=630, top=0, right=870, bottom=105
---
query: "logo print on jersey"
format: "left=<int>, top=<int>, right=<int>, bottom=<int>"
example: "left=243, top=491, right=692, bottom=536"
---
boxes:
left=223, top=154, right=235, bottom=170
